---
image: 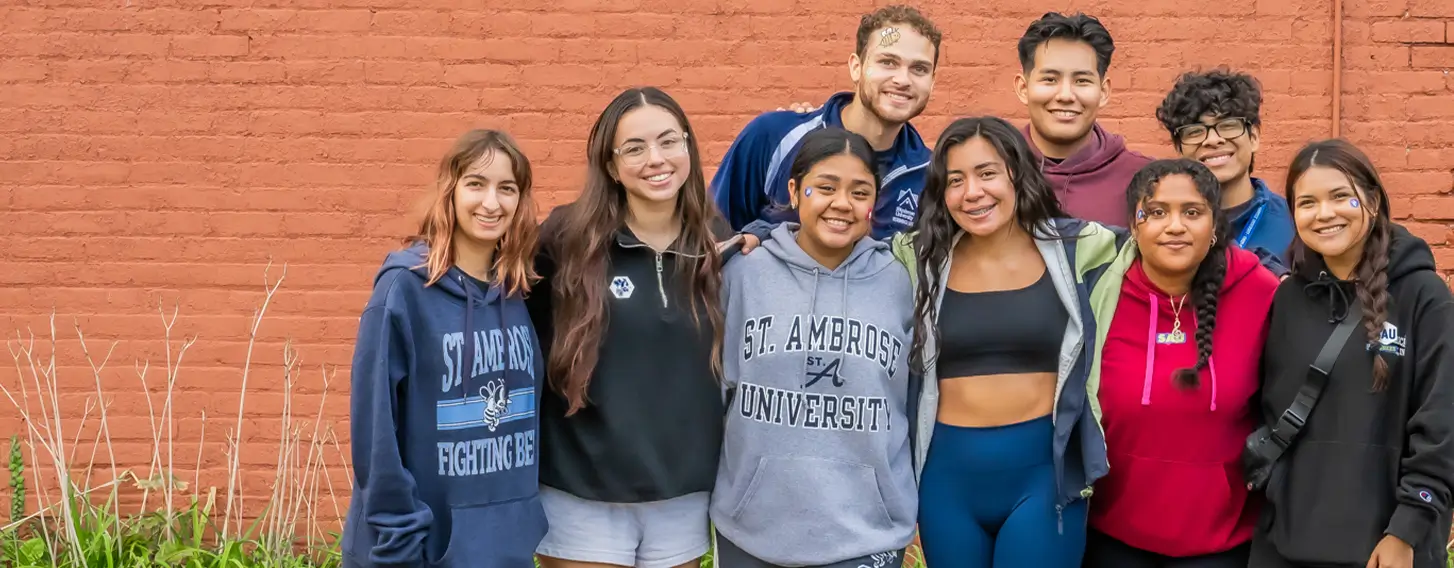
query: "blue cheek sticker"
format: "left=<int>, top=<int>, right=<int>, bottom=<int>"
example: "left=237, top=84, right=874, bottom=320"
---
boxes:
left=1135, top=209, right=1146, bottom=222
left=804, top=187, right=813, bottom=197
left=1349, top=198, right=1361, bottom=209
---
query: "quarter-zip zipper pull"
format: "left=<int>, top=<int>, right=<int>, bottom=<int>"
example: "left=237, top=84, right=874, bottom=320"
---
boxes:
left=1056, top=504, right=1064, bottom=535
left=655, top=252, right=668, bottom=308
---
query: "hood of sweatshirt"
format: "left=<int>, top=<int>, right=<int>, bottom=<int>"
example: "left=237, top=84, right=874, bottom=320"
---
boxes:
left=1118, top=245, right=1268, bottom=411
left=710, top=222, right=918, bottom=565
left=343, top=241, right=547, bottom=568
left=1089, top=244, right=1279, bottom=556
left=1023, top=122, right=1152, bottom=228
left=1294, top=222, right=1438, bottom=323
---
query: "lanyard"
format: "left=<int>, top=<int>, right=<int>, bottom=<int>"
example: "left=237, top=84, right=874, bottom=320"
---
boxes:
left=1236, top=202, right=1268, bottom=249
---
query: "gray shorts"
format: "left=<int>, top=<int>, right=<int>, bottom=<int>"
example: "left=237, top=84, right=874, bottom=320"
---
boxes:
left=535, top=485, right=711, bottom=568
left=713, top=529, right=906, bottom=568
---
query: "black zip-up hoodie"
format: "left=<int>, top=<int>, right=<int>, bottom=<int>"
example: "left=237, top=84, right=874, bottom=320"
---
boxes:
left=526, top=203, right=733, bottom=503
left=1257, top=222, right=1454, bottom=567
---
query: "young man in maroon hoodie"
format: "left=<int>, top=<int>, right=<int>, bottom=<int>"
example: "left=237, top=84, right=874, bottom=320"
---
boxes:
left=1014, top=12, right=1152, bottom=229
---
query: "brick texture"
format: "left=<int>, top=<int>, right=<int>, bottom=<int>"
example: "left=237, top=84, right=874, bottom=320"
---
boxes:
left=2, top=0, right=1453, bottom=535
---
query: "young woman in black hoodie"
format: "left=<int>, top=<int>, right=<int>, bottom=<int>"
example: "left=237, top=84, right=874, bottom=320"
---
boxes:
left=1249, top=139, right=1454, bottom=568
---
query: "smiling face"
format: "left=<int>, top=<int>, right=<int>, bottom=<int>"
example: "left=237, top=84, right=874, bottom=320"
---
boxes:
left=1016, top=38, right=1110, bottom=154
left=1175, top=113, right=1259, bottom=187
left=790, top=152, right=877, bottom=267
left=943, top=136, right=1018, bottom=238
left=1291, top=165, right=1374, bottom=269
left=850, top=24, right=936, bottom=126
left=1132, top=173, right=1216, bottom=284
left=609, top=104, right=691, bottom=206
left=452, top=149, right=520, bottom=252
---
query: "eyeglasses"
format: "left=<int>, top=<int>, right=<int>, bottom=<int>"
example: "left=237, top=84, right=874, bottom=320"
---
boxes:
left=613, top=132, right=689, bottom=166
left=1174, top=117, right=1250, bottom=146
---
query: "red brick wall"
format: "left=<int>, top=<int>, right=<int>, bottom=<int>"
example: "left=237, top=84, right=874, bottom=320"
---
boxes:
left=2, top=0, right=1452, bottom=532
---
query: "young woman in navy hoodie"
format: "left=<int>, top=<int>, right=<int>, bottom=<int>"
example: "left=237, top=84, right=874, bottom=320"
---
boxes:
left=1082, top=158, right=1279, bottom=567
left=527, top=87, right=732, bottom=568
left=1249, top=140, right=1454, bottom=568
left=342, top=129, right=546, bottom=568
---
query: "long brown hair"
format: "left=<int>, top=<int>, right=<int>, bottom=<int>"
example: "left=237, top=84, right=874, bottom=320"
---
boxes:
left=408, top=129, right=539, bottom=297
left=546, top=87, right=725, bottom=415
left=1284, top=139, right=1393, bottom=391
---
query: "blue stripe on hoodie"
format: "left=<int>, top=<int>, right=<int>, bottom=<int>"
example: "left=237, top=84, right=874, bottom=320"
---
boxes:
left=342, top=242, right=547, bottom=568
left=1231, top=177, right=1296, bottom=278
left=711, top=91, right=931, bottom=240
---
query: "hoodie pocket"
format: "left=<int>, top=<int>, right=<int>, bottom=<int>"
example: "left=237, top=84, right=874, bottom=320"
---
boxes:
left=728, top=455, right=893, bottom=544
left=1266, top=441, right=1397, bottom=564
left=430, top=494, right=549, bottom=568
left=1092, top=451, right=1246, bottom=555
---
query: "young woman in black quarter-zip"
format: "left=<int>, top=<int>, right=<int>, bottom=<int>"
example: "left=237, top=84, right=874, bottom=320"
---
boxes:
left=525, top=86, right=735, bottom=568
left=1249, top=139, right=1454, bottom=568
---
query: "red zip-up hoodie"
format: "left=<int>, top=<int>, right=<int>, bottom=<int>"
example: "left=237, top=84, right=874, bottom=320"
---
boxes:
left=1088, top=246, right=1279, bottom=557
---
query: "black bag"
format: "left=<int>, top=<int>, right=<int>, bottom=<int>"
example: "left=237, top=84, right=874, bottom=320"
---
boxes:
left=1241, top=303, right=1362, bottom=491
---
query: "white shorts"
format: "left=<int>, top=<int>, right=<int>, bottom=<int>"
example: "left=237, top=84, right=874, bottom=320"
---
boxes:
left=536, top=485, right=711, bottom=568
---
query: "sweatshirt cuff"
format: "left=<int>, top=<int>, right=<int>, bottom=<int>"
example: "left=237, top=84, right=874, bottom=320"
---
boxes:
left=1385, top=504, right=1434, bottom=549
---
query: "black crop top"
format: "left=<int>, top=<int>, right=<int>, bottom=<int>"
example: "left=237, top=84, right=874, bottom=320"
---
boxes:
left=936, top=270, right=1067, bottom=378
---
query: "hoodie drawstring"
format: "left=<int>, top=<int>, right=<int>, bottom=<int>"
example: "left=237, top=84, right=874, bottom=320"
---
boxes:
left=1142, top=294, right=1157, bottom=406
left=1207, top=356, right=1218, bottom=412
left=1142, top=293, right=1220, bottom=411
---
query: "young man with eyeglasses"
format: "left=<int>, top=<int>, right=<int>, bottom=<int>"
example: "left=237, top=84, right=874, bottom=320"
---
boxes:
left=711, top=5, right=940, bottom=241
left=1014, top=12, right=1153, bottom=228
left=1155, top=68, right=1295, bottom=276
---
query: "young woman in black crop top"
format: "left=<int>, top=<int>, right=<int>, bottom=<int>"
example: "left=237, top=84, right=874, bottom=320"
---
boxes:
left=894, top=116, right=1126, bottom=568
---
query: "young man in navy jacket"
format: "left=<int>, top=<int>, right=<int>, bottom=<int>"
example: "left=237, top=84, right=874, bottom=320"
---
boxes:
left=711, top=4, right=941, bottom=241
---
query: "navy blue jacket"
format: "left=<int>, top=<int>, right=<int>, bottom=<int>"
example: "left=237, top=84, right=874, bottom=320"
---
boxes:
left=711, top=91, right=932, bottom=240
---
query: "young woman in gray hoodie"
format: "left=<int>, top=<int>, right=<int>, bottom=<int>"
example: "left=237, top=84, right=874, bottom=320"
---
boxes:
left=710, top=127, right=919, bottom=568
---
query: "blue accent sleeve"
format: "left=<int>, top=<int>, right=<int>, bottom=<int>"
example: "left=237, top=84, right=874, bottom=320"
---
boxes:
left=349, top=298, right=433, bottom=566
left=712, top=116, right=775, bottom=231
left=1249, top=245, right=1291, bottom=279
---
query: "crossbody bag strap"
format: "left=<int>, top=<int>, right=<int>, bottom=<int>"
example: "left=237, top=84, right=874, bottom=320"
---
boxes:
left=1268, top=302, right=1364, bottom=450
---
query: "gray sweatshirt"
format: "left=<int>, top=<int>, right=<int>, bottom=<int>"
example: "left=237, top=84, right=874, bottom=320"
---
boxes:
left=710, top=223, right=918, bottom=566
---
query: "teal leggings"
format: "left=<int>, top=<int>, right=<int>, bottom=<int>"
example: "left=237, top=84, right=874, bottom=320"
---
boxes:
left=916, top=415, right=1087, bottom=568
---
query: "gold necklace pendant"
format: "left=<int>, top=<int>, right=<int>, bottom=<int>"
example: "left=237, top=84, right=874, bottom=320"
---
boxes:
left=1160, top=294, right=1189, bottom=344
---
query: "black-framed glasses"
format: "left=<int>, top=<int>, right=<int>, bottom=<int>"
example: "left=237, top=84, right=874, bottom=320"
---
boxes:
left=1174, top=117, right=1249, bottom=146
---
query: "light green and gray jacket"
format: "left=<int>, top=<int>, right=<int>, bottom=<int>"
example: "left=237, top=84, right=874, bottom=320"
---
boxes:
left=889, top=217, right=1129, bottom=516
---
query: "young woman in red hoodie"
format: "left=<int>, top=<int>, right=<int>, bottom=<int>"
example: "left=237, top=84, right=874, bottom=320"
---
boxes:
left=1082, top=158, right=1280, bottom=567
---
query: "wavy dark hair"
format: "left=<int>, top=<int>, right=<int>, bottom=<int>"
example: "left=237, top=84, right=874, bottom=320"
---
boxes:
left=1285, top=139, right=1394, bottom=391
left=908, top=116, right=1068, bottom=374
left=1018, top=12, right=1115, bottom=76
left=545, top=87, right=725, bottom=415
left=1154, top=67, right=1264, bottom=172
left=1125, top=158, right=1230, bottom=389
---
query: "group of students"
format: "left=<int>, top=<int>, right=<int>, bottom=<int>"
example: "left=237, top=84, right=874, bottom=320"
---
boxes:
left=339, top=5, right=1454, bottom=568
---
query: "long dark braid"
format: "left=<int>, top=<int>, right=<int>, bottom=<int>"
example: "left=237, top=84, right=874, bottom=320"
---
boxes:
left=1356, top=220, right=1392, bottom=391
left=1176, top=240, right=1228, bottom=388
left=1124, top=158, right=1230, bottom=389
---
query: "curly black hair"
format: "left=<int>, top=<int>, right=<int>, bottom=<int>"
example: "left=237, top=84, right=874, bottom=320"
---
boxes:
left=1155, top=68, right=1263, bottom=154
left=1017, top=12, right=1115, bottom=77
left=1125, top=158, right=1230, bottom=389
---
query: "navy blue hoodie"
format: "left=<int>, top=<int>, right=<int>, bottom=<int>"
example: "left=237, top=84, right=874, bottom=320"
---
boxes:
left=711, top=91, right=931, bottom=240
left=342, top=242, right=547, bottom=568
left=1229, top=177, right=1296, bottom=277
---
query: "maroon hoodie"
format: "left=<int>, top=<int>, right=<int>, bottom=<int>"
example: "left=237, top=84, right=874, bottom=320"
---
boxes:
left=1022, top=123, right=1153, bottom=229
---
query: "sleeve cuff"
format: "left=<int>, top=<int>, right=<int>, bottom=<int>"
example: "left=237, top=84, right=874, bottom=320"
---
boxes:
left=1385, top=503, right=1434, bottom=549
